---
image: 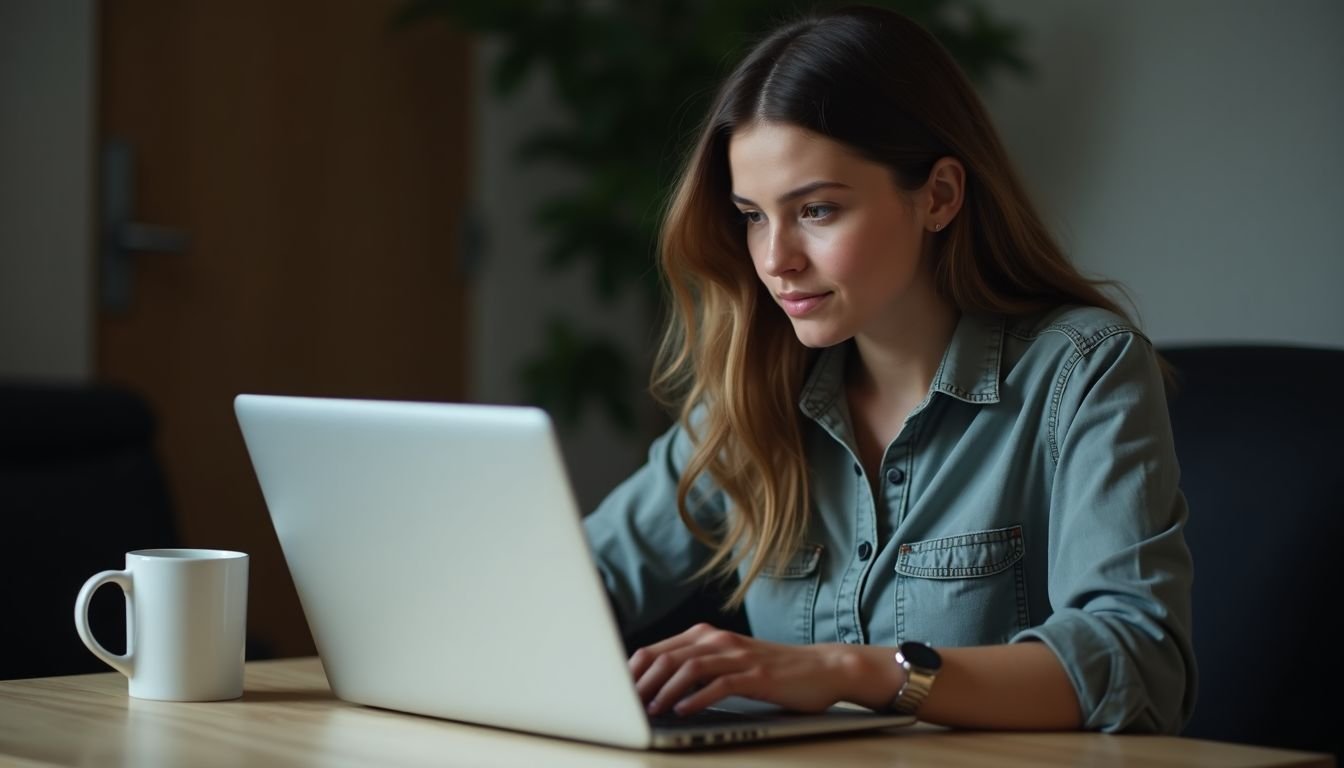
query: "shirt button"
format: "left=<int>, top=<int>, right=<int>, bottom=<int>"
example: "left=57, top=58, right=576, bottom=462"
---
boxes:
left=886, top=467, right=906, bottom=485
left=853, top=463, right=862, bottom=476
left=857, top=541, right=873, bottom=561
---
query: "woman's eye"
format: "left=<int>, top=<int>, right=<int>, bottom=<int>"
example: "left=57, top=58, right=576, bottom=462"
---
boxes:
left=801, top=204, right=835, bottom=220
left=740, top=210, right=764, bottom=225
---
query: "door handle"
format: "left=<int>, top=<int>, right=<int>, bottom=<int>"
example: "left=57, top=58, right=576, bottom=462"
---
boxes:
left=100, top=139, right=190, bottom=312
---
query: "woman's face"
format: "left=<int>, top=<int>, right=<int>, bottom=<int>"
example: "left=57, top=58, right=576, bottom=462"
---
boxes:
left=728, top=121, right=939, bottom=349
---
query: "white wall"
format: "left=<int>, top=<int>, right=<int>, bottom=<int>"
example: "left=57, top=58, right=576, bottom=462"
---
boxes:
left=0, top=0, right=95, bottom=381
left=469, top=1, right=1344, bottom=512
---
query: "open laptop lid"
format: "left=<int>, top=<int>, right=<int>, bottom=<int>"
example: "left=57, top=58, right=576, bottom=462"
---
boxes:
left=235, top=394, right=654, bottom=748
left=235, top=394, right=913, bottom=750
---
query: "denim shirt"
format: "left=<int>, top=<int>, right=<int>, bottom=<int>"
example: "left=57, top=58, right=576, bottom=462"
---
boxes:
left=584, top=306, right=1197, bottom=734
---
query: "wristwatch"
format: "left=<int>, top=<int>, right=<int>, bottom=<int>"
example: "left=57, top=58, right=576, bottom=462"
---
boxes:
left=889, top=641, right=942, bottom=715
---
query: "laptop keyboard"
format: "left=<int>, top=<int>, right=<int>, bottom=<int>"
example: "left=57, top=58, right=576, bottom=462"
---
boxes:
left=649, top=707, right=777, bottom=729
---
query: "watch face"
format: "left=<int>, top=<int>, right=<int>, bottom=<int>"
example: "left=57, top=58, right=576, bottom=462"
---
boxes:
left=900, top=641, right=942, bottom=671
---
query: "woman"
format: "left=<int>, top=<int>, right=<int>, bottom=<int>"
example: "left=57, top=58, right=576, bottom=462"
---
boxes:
left=584, top=5, right=1194, bottom=733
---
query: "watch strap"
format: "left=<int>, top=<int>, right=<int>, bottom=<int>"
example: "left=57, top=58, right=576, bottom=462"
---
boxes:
left=889, top=643, right=939, bottom=715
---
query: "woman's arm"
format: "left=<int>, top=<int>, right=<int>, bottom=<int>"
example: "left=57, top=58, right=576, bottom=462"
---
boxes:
left=863, top=642, right=1081, bottom=729
left=632, top=624, right=1080, bottom=729
left=585, top=417, right=726, bottom=634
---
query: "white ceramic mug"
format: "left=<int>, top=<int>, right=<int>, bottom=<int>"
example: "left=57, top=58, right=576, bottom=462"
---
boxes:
left=74, top=548, right=249, bottom=701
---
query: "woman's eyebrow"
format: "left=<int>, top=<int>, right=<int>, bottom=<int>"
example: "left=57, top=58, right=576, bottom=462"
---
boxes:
left=731, top=180, right=851, bottom=207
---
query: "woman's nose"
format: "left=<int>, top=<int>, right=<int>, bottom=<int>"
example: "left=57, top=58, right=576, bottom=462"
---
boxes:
left=760, top=227, right=805, bottom=276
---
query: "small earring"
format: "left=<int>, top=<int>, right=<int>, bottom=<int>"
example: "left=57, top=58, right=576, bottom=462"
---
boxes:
left=933, top=222, right=943, bottom=232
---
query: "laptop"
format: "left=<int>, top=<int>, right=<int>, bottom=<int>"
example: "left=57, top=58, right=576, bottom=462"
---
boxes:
left=233, top=394, right=914, bottom=749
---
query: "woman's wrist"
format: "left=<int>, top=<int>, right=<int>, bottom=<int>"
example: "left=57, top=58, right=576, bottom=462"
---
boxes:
left=828, top=644, right=907, bottom=711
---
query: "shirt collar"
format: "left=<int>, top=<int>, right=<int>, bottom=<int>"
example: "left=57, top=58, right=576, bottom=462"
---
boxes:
left=930, top=312, right=1004, bottom=405
left=798, top=312, right=1004, bottom=422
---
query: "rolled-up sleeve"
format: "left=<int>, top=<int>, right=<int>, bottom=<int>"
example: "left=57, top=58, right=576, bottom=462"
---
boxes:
left=583, top=420, right=727, bottom=635
left=1012, top=330, right=1197, bottom=733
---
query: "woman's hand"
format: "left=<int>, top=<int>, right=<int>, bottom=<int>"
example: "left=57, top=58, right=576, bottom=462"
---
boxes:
left=628, top=623, right=896, bottom=716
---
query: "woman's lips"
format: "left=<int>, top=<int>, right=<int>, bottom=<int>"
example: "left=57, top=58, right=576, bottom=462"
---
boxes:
left=777, top=292, right=832, bottom=317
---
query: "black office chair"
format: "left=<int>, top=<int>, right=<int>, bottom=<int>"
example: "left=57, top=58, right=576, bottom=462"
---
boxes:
left=1163, top=345, right=1344, bottom=760
left=0, top=381, right=179, bottom=679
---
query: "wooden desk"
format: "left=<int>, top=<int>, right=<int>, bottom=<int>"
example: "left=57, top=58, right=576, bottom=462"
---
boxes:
left=0, top=658, right=1332, bottom=767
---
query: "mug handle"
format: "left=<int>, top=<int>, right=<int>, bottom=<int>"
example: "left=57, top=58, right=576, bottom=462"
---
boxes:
left=74, top=569, right=134, bottom=678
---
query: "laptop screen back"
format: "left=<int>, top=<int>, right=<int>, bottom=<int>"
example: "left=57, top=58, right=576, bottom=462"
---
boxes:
left=235, top=394, right=653, bottom=748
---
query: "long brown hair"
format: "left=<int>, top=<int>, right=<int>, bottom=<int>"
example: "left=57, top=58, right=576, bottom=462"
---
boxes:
left=654, top=6, right=1134, bottom=606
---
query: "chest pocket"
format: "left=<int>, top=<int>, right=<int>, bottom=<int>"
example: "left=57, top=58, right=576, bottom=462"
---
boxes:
left=743, top=543, right=823, bottom=645
left=895, top=525, right=1028, bottom=647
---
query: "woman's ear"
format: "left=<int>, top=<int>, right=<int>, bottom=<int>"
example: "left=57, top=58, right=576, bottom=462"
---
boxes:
left=924, top=157, right=965, bottom=232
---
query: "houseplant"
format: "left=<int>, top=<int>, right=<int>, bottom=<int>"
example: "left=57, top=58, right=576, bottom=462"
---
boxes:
left=398, top=0, right=1027, bottom=432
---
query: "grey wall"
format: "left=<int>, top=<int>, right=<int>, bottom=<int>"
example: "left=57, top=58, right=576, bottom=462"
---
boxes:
left=469, top=1, right=1344, bottom=512
left=0, top=0, right=95, bottom=381
left=981, top=0, right=1344, bottom=347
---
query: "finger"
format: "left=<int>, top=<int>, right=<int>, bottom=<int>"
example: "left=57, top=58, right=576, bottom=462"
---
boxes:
left=632, top=651, right=683, bottom=703
left=635, top=627, right=754, bottom=700
left=671, top=669, right=763, bottom=716
left=634, top=641, right=734, bottom=703
left=627, top=623, right=728, bottom=680
left=674, top=665, right=840, bottom=716
left=646, top=654, right=748, bottom=716
left=629, top=637, right=696, bottom=683
left=629, top=641, right=689, bottom=680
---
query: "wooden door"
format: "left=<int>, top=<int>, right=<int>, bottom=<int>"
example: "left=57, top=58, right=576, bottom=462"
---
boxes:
left=97, top=0, right=470, bottom=658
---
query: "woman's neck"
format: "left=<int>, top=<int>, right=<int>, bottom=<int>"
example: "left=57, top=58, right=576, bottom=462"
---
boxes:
left=848, top=293, right=960, bottom=410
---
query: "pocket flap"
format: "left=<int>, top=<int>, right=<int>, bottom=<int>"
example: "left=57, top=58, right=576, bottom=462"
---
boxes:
left=895, top=525, right=1024, bottom=579
left=761, top=543, right=823, bottom=579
